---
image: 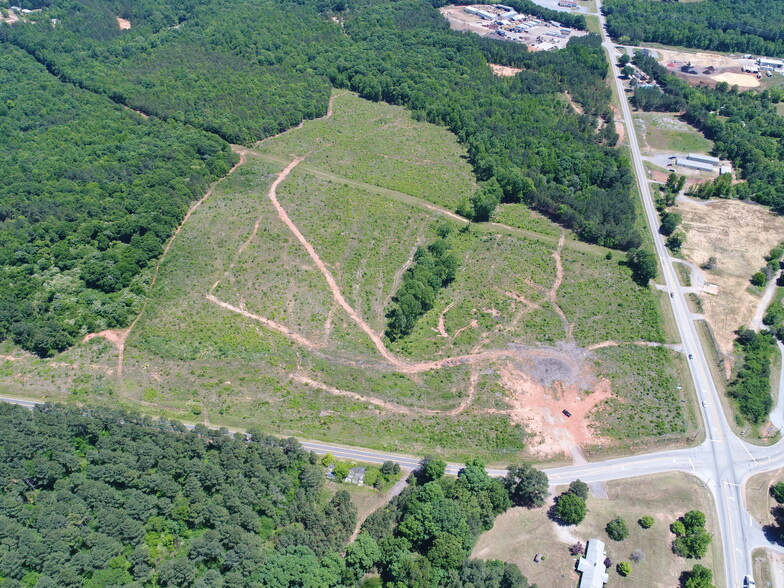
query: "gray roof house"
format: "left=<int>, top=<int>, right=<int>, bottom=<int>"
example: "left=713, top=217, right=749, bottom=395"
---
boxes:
left=577, top=538, right=609, bottom=588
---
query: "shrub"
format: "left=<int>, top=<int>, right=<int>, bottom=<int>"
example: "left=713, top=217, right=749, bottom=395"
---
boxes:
left=772, top=482, right=784, bottom=504
left=639, top=515, right=655, bottom=529
left=570, top=542, right=584, bottom=556
left=333, top=462, right=350, bottom=482
left=630, top=550, right=644, bottom=563
left=606, top=517, right=629, bottom=541
left=617, top=561, right=631, bottom=576
left=555, top=493, right=587, bottom=525
left=568, top=480, right=590, bottom=501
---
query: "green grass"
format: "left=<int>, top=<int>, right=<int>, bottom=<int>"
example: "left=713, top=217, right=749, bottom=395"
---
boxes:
left=275, top=169, right=435, bottom=336
left=593, top=345, right=686, bottom=441
left=389, top=230, right=564, bottom=359
left=0, top=90, right=690, bottom=460
left=635, top=112, right=713, bottom=154
left=491, top=203, right=561, bottom=237
left=560, top=248, right=665, bottom=346
left=257, top=91, right=477, bottom=211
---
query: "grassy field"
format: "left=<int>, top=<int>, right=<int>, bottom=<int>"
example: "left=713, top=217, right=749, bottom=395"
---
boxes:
left=256, top=92, right=476, bottom=211
left=473, top=472, right=725, bottom=588
left=593, top=345, right=688, bottom=442
left=0, top=90, right=691, bottom=461
left=634, top=111, right=713, bottom=154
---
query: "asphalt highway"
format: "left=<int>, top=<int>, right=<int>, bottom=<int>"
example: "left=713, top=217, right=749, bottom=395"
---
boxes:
left=2, top=16, right=784, bottom=584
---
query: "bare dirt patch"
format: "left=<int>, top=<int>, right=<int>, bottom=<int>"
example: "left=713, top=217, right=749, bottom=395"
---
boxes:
left=498, top=342, right=612, bottom=459
left=116, top=16, right=131, bottom=29
left=489, top=63, right=522, bottom=77
left=656, top=48, right=739, bottom=69
left=676, top=197, right=784, bottom=359
left=711, top=72, right=760, bottom=88
left=0, top=12, right=19, bottom=24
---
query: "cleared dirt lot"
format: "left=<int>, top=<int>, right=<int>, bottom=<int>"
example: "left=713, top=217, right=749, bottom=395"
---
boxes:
left=439, top=4, right=587, bottom=51
left=675, top=197, right=784, bottom=359
left=653, top=48, right=763, bottom=89
left=489, top=63, right=522, bottom=77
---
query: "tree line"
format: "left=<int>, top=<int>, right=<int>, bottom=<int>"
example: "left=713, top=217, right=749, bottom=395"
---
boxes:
left=630, top=51, right=784, bottom=212
left=604, top=0, right=784, bottom=57
left=0, top=402, right=545, bottom=586
left=0, top=0, right=644, bottom=356
left=729, top=328, right=775, bottom=424
left=0, top=44, right=236, bottom=357
left=386, top=233, right=459, bottom=341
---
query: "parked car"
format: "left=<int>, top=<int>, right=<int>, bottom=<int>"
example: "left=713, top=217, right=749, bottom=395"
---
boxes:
left=562, top=409, right=572, bottom=417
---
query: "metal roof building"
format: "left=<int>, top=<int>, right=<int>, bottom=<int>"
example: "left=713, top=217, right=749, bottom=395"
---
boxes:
left=577, top=539, right=609, bottom=588
left=687, top=153, right=720, bottom=165
left=676, top=158, right=714, bottom=172
left=464, top=6, right=496, bottom=19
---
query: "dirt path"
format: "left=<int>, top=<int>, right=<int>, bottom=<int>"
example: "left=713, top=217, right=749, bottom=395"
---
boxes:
left=83, top=147, right=249, bottom=382
left=547, top=232, right=572, bottom=339
left=294, top=363, right=480, bottom=416
left=348, top=476, right=410, bottom=543
left=205, top=294, right=321, bottom=349
left=751, top=268, right=782, bottom=331
left=254, top=151, right=608, bottom=257
left=437, top=303, right=454, bottom=338
left=264, top=158, right=410, bottom=368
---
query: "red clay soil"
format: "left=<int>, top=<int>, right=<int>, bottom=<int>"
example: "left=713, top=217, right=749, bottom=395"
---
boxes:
left=498, top=363, right=612, bottom=459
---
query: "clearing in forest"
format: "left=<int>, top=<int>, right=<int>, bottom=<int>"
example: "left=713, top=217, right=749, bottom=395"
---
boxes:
left=675, top=197, right=784, bottom=362
left=634, top=112, right=713, bottom=156
left=1, top=91, right=688, bottom=462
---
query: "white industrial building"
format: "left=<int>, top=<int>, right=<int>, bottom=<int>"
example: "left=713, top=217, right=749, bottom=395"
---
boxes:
left=577, top=539, right=609, bottom=588
left=687, top=153, right=720, bottom=166
left=464, top=6, right=495, bottom=20
left=759, top=58, right=784, bottom=69
left=676, top=158, right=714, bottom=172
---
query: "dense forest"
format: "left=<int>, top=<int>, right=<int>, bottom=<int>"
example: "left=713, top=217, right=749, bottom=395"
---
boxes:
left=604, top=0, right=784, bottom=57
left=630, top=52, right=784, bottom=211
left=0, top=0, right=638, bottom=356
left=0, top=403, right=534, bottom=587
left=0, top=44, right=236, bottom=357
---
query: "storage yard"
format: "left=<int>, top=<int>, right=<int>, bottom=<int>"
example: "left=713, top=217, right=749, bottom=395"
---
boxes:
left=648, top=47, right=784, bottom=89
left=440, top=4, right=587, bottom=51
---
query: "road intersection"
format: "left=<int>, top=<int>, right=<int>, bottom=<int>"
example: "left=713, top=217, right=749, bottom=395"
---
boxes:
left=1, top=11, right=782, bottom=586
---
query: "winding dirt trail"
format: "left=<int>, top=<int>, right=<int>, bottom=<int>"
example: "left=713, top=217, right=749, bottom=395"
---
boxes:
left=294, top=360, right=480, bottom=416
left=263, top=157, right=410, bottom=368
left=83, top=147, right=249, bottom=382
left=205, top=294, right=321, bottom=349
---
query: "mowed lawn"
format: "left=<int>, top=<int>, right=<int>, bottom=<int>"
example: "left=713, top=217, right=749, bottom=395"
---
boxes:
left=473, top=472, right=725, bottom=588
